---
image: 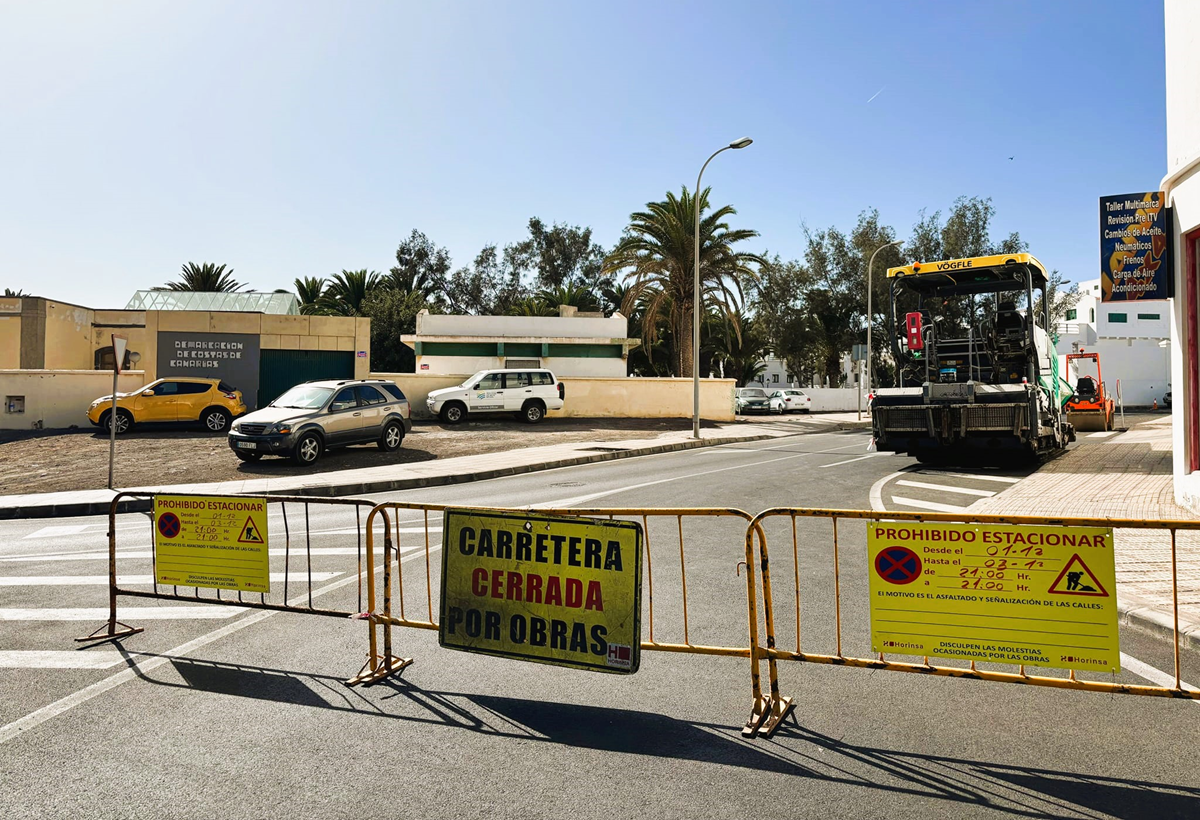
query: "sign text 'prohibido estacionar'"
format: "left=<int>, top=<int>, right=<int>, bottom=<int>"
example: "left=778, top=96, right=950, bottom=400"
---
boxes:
left=439, top=509, right=642, bottom=674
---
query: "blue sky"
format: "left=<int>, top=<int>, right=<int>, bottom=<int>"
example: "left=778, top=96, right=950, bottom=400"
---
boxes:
left=0, top=1, right=1167, bottom=307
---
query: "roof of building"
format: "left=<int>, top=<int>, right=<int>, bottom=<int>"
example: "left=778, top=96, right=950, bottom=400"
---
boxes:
left=124, top=290, right=300, bottom=314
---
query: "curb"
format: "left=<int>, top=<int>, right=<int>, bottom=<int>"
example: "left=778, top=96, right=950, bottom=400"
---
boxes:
left=1117, top=593, right=1200, bottom=654
left=0, top=428, right=828, bottom=520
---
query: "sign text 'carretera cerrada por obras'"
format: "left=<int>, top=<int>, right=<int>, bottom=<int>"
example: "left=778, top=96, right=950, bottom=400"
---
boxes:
left=868, top=521, right=1119, bottom=673
left=439, top=509, right=642, bottom=673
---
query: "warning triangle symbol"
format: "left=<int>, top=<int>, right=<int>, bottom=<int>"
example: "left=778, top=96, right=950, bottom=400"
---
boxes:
left=238, top=517, right=265, bottom=544
left=1047, top=553, right=1108, bottom=597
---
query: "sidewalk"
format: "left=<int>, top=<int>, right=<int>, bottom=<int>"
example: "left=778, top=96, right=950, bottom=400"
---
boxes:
left=969, top=416, right=1200, bottom=650
left=0, top=413, right=870, bottom=520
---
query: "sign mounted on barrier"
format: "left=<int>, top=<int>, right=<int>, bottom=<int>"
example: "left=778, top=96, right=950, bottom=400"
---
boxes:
left=153, top=495, right=270, bottom=593
left=867, top=521, right=1119, bottom=673
left=439, top=508, right=642, bottom=674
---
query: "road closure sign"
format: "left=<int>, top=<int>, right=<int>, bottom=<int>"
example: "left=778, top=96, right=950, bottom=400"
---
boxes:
left=439, top=508, right=642, bottom=674
left=868, top=521, right=1119, bottom=673
left=153, top=495, right=270, bottom=593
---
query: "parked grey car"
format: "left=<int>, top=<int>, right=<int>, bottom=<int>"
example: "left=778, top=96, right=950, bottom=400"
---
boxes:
left=227, top=379, right=412, bottom=466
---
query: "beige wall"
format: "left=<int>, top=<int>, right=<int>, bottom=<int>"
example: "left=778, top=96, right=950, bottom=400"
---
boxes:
left=369, top=373, right=736, bottom=421
left=0, top=370, right=148, bottom=431
left=43, top=301, right=94, bottom=370
left=0, top=315, right=20, bottom=369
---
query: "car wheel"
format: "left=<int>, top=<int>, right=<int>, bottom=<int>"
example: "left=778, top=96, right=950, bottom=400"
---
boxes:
left=235, top=451, right=262, bottom=462
left=440, top=402, right=466, bottom=424
left=292, top=433, right=323, bottom=466
left=522, top=400, right=545, bottom=424
left=202, top=407, right=231, bottom=433
left=379, top=420, right=404, bottom=451
left=102, top=409, right=134, bottom=435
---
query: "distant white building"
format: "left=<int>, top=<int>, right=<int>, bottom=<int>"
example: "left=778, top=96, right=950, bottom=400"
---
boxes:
left=401, top=307, right=639, bottom=378
left=1055, top=277, right=1171, bottom=406
left=748, top=353, right=857, bottom=389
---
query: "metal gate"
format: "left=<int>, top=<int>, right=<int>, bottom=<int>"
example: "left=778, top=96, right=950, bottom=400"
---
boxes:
left=257, top=349, right=355, bottom=408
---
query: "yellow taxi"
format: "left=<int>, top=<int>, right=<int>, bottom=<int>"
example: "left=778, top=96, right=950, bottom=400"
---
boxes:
left=87, top=378, right=247, bottom=434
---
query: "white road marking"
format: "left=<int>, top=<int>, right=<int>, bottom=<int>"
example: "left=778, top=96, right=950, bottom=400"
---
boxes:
left=914, top=471, right=1021, bottom=484
left=1120, top=652, right=1200, bottom=696
left=820, top=453, right=887, bottom=468
left=0, top=547, right=436, bottom=745
left=895, top=480, right=996, bottom=498
left=0, top=545, right=423, bottom=563
left=0, top=651, right=127, bottom=670
left=0, top=572, right=343, bottom=586
left=889, top=496, right=969, bottom=513
left=1089, top=431, right=1118, bottom=438
left=0, top=607, right=243, bottom=621
left=23, top=525, right=89, bottom=539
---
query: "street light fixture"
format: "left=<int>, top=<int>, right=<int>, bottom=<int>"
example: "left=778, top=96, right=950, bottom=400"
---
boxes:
left=864, top=239, right=905, bottom=418
left=693, top=137, right=753, bottom=439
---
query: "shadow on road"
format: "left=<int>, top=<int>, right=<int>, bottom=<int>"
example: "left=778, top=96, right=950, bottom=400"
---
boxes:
left=127, top=654, right=1199, bottom=818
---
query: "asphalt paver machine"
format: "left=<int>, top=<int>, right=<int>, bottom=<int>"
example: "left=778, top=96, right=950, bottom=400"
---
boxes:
left=871, top=253, right=1074, bottom=463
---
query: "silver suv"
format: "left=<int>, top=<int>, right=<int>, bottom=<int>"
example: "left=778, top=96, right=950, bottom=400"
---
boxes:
left=228, top=379, right=412, bottom=466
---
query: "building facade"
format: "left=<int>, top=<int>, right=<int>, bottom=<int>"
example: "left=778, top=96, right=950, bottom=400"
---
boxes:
left=402, top=308, right=639, bottom=378
left=1166, top=0, right=1200, bottom=511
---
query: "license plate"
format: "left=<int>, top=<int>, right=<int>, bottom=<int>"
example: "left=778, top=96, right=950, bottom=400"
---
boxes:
left=236, top=441, right=256, bottom=450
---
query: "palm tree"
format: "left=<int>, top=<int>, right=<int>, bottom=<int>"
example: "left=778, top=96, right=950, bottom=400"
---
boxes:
left=161, top=262, right=242, bottom=292
left=713, top=309, right=771, bottom=386
left=507, top=296, right=556, bottom=317
left=603, top=186, right=764, bottom=377
left=323, top=269, right=381, bottom=316
left=3, top=288, right=28, bottom=297
left=294, top=276, right=330, bottom=315
left=536, top=282, right=602, bottom=314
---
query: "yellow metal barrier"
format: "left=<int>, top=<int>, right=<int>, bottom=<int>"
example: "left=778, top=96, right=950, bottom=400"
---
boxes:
left=351, top=502, right=785, bottom=735
left=746, top=507, right=1200, bottom=738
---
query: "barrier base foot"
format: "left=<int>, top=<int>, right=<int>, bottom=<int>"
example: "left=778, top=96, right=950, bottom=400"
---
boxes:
left=759, top=696, right=796, bottom=739
left=75, top=622, right=144, bottom=646
left=345, top=655, right=413, bottom=687
left=742, top=696, right=773, bottom=738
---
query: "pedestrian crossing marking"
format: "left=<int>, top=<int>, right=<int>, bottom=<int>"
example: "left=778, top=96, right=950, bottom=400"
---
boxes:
left=0, top=607, right=243, bottom=621
left=0, top=651, right=126, bottom=670
left=0, top=572, right=343, bottom=586
left=23, top=525, right=89, bottom=540
left=889, top=496, right=969, bottom=513
left=895, top=480, right=996, bottom=498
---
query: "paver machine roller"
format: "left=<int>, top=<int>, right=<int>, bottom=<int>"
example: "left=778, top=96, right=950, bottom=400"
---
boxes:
left=870, top=253, right=1074, bottom=463
left=1064, top=351, right=1115, bottom=432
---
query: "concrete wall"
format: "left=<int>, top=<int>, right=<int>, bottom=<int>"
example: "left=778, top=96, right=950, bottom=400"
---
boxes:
left=43, top=301, right=94, bottom=370
left=792, top=387, right=868, bottom=412
left=416, top=311, right=626, bottom=339
left=414, top=355, right=626, bottom=379
left=1058, top=339, right=1170, bottom=407
left=0, top=370, right=148, bottom=431
left=0, top=313, right=19, bottom=369
left=370, top=373, right=736, bottom=421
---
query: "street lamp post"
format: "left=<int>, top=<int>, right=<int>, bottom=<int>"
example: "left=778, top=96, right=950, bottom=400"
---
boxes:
left=693, top=136, right=753, bottom=440
left=865, top=240, right=904, bottom=414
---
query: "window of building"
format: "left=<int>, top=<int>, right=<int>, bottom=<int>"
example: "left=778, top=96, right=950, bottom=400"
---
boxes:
left=1090, top=308, right=1095, bottom=322
left=1138, top=313, right=1161, bottom=321
left=1109, top=313, right=1128, bottom=323
left=772, top=374, right=779, bottom=383
left=1066, top=309, right=1077, bottom=321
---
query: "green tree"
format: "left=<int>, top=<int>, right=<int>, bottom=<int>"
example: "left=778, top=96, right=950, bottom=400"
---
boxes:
left=323, top=269, right=381, bottom=317
left=362, top=288, right=427, bottom=372
left=535, top=282, right=602, bottom=314
left=507, top=295, right=556, bottom=317
left=744, top=255, right=822, bottom=386
left=604, top=186, right=764, bottom=377
left=293, top=276, right=330, bottom=315
left=389, top=229, right=452, bottom=303
left=507, top=217, right=608, bottom=291
left=712, top=308, right=770, bottom=386
left=446, top=245, right=526, bottom=315
left=3, top=288, right=29, bottom=297
left=161, top=262, right=241, bottom=292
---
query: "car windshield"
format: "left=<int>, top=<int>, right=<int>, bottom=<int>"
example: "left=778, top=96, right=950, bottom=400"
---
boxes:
left=461, top=370, right=491, bottom=388
left=271, top=385, right=334, bottom=409
left=738, top=388, right=768, bottom=398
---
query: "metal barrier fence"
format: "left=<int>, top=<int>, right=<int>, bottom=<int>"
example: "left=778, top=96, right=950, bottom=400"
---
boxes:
left=745, top=506, right=1200, bottom=738
left=352, top=502, right=783, bottom=735
left=77, top=492, right=378, bottom=657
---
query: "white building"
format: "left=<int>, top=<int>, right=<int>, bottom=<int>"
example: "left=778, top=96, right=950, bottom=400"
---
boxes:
left=1055, top=277, right=1171, bottom=406
left=1166, top=0, right=1200, bottom=512
left=748, top=354, right=857, bottom=389
left=401, top=307, right=639, bottom=378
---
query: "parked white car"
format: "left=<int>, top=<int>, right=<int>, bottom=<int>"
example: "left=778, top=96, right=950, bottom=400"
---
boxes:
left=426, top=368, right=565, bottom=424
left=772, top=389, right=812, bottom=413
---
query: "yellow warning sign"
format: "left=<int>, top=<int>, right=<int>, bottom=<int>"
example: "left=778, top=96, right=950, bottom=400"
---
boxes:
left=868, top=521, right=1119, bottom=673
left=439, top=508, right=642, bottom=673
left=154, top=495, right=270, bottom=593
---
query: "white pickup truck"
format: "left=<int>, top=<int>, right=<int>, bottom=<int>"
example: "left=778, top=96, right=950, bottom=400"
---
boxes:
left=426, top=368, right=565, bottom=424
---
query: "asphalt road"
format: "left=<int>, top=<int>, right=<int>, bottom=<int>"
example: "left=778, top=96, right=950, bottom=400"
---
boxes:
left=1, top=427, right=1198, bottom=819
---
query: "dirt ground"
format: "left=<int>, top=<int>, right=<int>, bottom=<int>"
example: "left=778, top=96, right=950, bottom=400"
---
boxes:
left=0, top=417, right=708, bottom=495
